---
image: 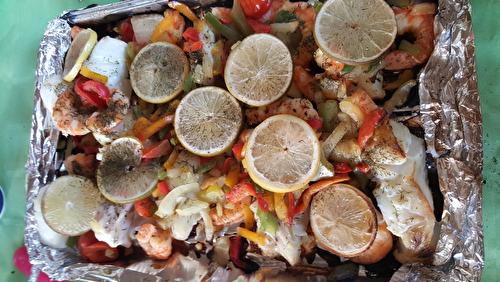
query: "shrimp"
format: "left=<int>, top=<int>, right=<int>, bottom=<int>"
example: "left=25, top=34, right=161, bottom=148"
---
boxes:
left=155, top=9, right=186, bottom=45
left=245, top=98, right=319, bottom=125
left=351, top=218, right=393, bottom=265
left=86, top=89, right=130, bottom=133
left=314, top=49, right=345, bottom=79
left=281, top=1, right=317, bottom=68
left=52, top=89, right=94, bottom=136
left=209, top=200, right=249, bottom=226
left=136, top=223, right=173, bottom=260
left=384, top=3, right=436, bottom=71
left=64, top=153, right=97, bottom=179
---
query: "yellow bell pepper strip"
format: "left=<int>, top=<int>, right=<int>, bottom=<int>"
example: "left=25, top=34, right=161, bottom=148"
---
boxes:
left=256, top=207, right=278, bottom=236
left=274, top=193, right=287, bottom=222
left=132, top=117, right=152, bottom=140
left=135, top=113, right=175, bottom=143
left=224, top=163, right=241, bottom=189
left=294, top=174, right=351, bottom=216
left=163, top=147, right=180, bottom=170
left=261, top=192, right=274, bottom=212
left=243, top=205, right=255, bottom=230
left=237, top=227, right=266, bottom=246
left=231, top=0, right=254, bottom=37
left=151, top=10, right=185, bottom=44
left=168, top=1, right=199, bottom=23
left=205, top=13, right=243, bottom=42
left=225, top=182, right=261, bottom=203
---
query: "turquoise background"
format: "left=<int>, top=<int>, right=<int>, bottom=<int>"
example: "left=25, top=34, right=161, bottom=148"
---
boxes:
left=0, top=0, right=497, bottom=281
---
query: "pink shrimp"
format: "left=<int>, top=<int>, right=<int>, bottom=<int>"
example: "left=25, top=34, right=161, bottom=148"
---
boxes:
left=136, top=223, right=173, bottom=260
left=245, top=98, right=319, bottom=125
left=52, top=90, right=94, bottom=136
left=64, top=153, right=98, bottom=179
left=384, top=3, right=436, bottom=71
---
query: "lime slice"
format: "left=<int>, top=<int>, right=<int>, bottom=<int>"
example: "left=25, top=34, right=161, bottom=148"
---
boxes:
left=97, top=137, right=160, bottom=203
left=224, top=33, right=294, bottom=106
left=175, top=86, right=243, bottom=157
left=129, top=42, right=190, bottom=104
left=62, top=28, right=98, bottom=82
left=242, top=114, right=321, bottom=192
left=314, top=0, right=397, bottom=65
left=41, top=175, right=102, bottom=236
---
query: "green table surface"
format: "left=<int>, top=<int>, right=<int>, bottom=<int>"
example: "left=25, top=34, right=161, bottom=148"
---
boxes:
left=0, top=0, right=498, bottom=281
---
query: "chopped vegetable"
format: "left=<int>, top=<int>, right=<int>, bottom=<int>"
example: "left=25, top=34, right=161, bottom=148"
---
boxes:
left=256, top=207, right=278, bottom=236
left=205, top=13, right=243, bottom=42
left=318, top=100, right=339, bottom=132
left=196, top=158, right=218, bottom=173
left=157, top=169, right=169, bottom=180
left=222, top=157, right=238, bottom=174
left=238, top=0, right=272, bottom=18
left=232, top=138, right=245, bottom=159
left=383, top=69, right=413, bottom=90
left=142, top=136, right=173, bottom=158
left=224, top=163, right=241, bottom=189
left=358, top=109, right=387, bottom=150
left=183, top=40, right=204, bottom=52
left=399, top=39, right=422, bottom=56
left=182, top=72, right=195, bottom=92
left=163, top=147, right=180, bottom=170
left=313, top=1, right=324, bottom=14
left=274, top=10, right=297, bottom=23
left=307, top=118, right=323, bottom=131
left=158, top=181, right=170, bottom=194
left=74, top=77, right=108, bottom=109
left=258, top=197, right=269, bottom=213
left=243, top=204, right=255, bottom=229
left=274, top=192, right=287, bottom=222
left=134, top=114, right=175, bottom=142
left=341, top=64, right=356, bottom=75
left=134, top=198, right=156, bottom=218
left=169, top=1, right=199, bottom=23
left=232, top=0, right=255, bottom=37
left=357, top=162, right=370, bottom=173
left=333, top=162, right=353, bottom=173
left=229, top=236, right=260, bottom=273
left=247, top=19, right=272, bottom=33
left=182, top=27, right=200, bottom=41
left=78, top=231, right=118, bottom=263
left=286, top=192, right=295, bottom=226
left=261, top=192, right=275, bottom=211
left=237, top=227, right=266, bottom=246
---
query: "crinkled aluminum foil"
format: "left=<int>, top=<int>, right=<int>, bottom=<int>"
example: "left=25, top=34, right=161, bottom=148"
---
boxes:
left=25, top=0, right=484, bottom=281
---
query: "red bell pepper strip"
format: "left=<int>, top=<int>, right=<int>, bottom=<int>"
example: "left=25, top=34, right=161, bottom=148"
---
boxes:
left=307, top=118, right=323, bottom=131
left=117, top=19, right=134, bottom=43
left=222, top=157, right=238, bottom=174
left=142, top=136, right=173, bottom=159
left=134, top=198, right=156, bottom=218
left=333, top=162, right=353, bottom=173
left=226, top=182, right=262, bottom=203
left=237, top=169, right=249, bottom=182
left=82, top=80, right=111, bottom=100
left=247, top=19, right=272, bottom=33
left=286, top=192, right=295, bottom=226
left=158, top=181, right=170, bottom=194
left=182, top=27, right=200, bottom=41
left=258, top=197, right=269, bottom=213
left=232, top=139, right=245, bottom=159
left=183, top=40, right=204, bottom=52
left=358, top=109, right=386, bottom=150
left=357, top=162, right=370, bottom=173
left=294, top=174, right=351, bottom=216
left=74, top=77, right=108, bottom=109
left=78, top=231, right=118, bottom=263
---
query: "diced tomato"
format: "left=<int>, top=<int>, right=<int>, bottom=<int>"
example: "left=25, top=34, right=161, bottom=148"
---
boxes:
left=307, top=118, right=323, bottom=131
left=239, top=0, right=272, bottom=18
left=74, top=77, right=108, bottom=109
left=247, top=19, right=272, bottom=33
left=358, top=109, right=386, bottom=150
left=357, top=162, right=370, bottom=173
left=183, top=40, right=204, bottom=52
left=232, top=139, right=245, bottom=159
left=158, top=181, right=170, bottom=194
left=118, top=20, right=134, bottom=43
left=182, top=27, right=200, bottom=41
left=258, top=197, right=269, bottom=213
left=134, top=198, right=156, bottom=218
left=333, top=162, right=353, bottom=173
left=78, top=231, right=118, bottom=263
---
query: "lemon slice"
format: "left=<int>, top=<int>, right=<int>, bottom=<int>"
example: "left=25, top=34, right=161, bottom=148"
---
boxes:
left=41, top=175, right=102, bottom=236
left=97, top=137, right=161, bottom=203
left=310, top=183, right=377, bottom=257
left=242, top=115, right=321, bottom=192
left=130, top=42, right=190, bottom=104
left=314, top=0, right=397, bottom=65
left=62, top=28, right=98, bottom=82
left=224, top=33, right=293, bottom=106
left=175, top=86, right=243, bottom=157
left=80, top=65, right=108, bottom=85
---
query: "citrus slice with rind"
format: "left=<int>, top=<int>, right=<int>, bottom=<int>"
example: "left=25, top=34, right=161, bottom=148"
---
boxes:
left=129, top=42, right=190, bottom=104
left=62, top=28, right=98, bottom=82
left=97, top=137, right=160, bottom=203
left=310, top=183, right=378, bottom=257
left=175, top=86, right=243, bottom=157
left=41, top=175, right=102, bottom=236
left=224, top=33, right=294, bottom=106
left=314, top=0, right=397, bottom=65
left=242, top=114, right=321, bottom=192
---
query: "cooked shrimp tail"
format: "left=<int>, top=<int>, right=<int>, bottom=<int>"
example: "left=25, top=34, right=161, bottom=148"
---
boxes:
left=52, top=89, right=93, bottom=136
left=86, top=88, right=130, bottom=133
left=136, top=223, right=173, bottom=260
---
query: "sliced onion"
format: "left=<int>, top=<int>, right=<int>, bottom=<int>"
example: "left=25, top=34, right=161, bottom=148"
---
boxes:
left=321, top=121, right=350, bottom=158
left=384, top=79, right=417, bottom=114
left=270, top=21, right=299, bottom=34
